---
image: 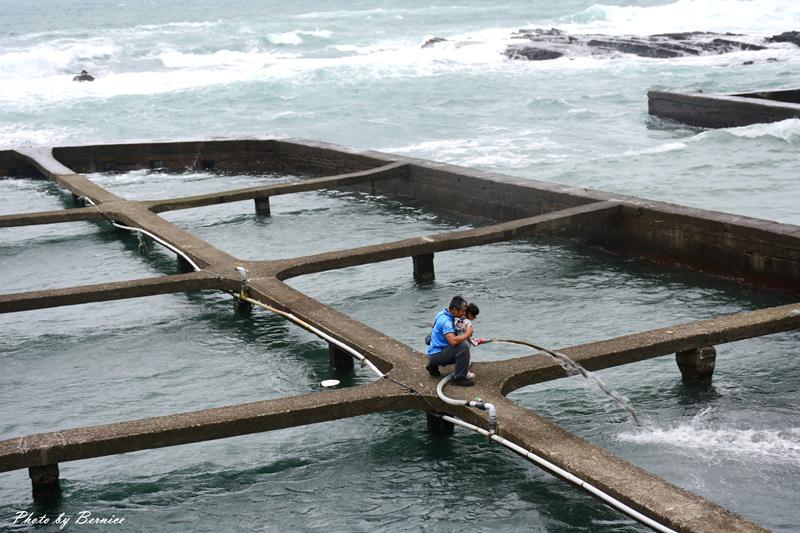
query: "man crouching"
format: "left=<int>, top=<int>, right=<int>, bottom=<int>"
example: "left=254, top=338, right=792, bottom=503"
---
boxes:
left=425, top=295, right=475, bottom=386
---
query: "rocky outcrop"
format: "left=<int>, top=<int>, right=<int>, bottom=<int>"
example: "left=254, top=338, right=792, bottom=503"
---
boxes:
left=504, top=28, right=773, bottom=61
left=422, top=37, right=448, bottom=49
left=424, top=28, right=798, bottom=61
left=420, top=28, right=798, bottom=61
left=767, top=31, right=800, bottom=47
left=506, top=47, right=563, bottom=61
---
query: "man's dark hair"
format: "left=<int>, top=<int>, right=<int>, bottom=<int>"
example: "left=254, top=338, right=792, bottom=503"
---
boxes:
left=448, top=295, right=468, bottom=311
left=466, top=303, right=479, bottom=317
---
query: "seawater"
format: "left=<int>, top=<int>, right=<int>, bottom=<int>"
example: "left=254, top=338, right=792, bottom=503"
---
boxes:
left=1, top=1, right=799, bottom=531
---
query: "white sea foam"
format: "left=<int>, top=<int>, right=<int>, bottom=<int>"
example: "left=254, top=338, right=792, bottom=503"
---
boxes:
left=559, top=0, right=800, bottom=36
left=296, top=6, right=446, bottom=20
left=136, top=21, right=219, bottom=31
left=0, top=40, right=121, bottom=78
left=0, top=125, right=83, bottom=149
left=618, top=410, right=800, bottom=464
left=622, top=141, right=688, bottom=156
left=381, top=132, right=553, bottom=170
left=697, top=118, right=800, bottom=144
left=2, top=1, right=797, bottom=109
left=158, top=48, right=290, bottom=69
left=267, top=29, right=332, bottom=45
left=0, top=66, right=259, bottom=108
left=616, top=118, right=800, bottom=157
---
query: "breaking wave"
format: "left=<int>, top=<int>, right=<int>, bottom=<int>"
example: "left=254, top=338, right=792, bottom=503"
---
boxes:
left=561, top=0, right=800, bottom=36
left=618, top=410, right=800, bottom=464
left=380, top=132, right=555, bottom=170
left=622, top=141, right=689, bottom=156
left=266, top=29, right=333, bottom=45
left=0, top=125, right=84, bottom=149
left=697, top=118, right=800, bottom=144
left=0, top=40, right=121, bottom=78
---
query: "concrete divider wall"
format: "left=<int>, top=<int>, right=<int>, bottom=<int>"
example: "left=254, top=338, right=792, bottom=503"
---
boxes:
left=49, top=139, right=396, bottom=177
left=5, top=139, right=800, bottom=293
left=354, top=162, right=603, bottom=225
left=406, top=164, right=599, bottom=221
left=0, top=150, right=46, bottom=178
left=360, top=159, right=800, bottom=293
left=607, top=204, right=800, bottom=293
left=52, top=140, right=281, bottom=173
left=734, top=89, right=800, bottom=104
left=648, top=90, right=800, bottom=128
left=270, top=139, right=393, bottom=176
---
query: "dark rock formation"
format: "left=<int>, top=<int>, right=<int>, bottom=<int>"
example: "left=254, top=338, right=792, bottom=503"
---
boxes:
left=767, top=31, right=800, bottom=47
left=422, top=37, right=447, bottom=48
left=504, top=28, right=781, bottom=61
left=72, top=70, right=95, bottom=82
left=505, top=47, right=563, bottom=60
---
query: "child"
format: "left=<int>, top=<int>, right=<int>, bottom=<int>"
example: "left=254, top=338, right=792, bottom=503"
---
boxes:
left=455, top=302, right=487, bottom=346
left=454, top=303, right=487, bottom=380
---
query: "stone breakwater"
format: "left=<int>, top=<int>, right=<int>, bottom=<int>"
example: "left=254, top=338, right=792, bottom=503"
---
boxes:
left=422, top=29, right=800, bottom=61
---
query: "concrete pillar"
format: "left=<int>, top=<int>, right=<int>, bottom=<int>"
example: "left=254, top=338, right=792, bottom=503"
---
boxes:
left=177, top=254, right=194, bottom=273
left=233, top=296, right=252, bottom=314
left=329, top=343, right=354, bottom=372
left=676, top=346, right=716, bottom=382
left=413, top=253, right=435, bottom=282
left=29, top=464, right=60, bottom=502
left=254, top=197, right=271, bottom=216
left=426, top=413, right=454, bottom=436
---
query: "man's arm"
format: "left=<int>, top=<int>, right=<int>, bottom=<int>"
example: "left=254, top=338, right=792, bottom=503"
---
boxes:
left=445, top=325, right=473, bottom=346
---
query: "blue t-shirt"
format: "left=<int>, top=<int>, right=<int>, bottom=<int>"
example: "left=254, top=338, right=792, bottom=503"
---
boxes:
left=427, top=309, right=455, bottom=355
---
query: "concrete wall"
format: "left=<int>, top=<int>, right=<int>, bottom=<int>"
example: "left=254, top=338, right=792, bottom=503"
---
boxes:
left=648, top=90, right=800, bottom=128
left=5, top=139, right=800, bottom=294
left=0, top=150, right=46, bottom=178
left=51, top=139, right=390, bottom=176
left=607, top=203, right=800, bottom=293
left=734, top=89, right=800, bottom=105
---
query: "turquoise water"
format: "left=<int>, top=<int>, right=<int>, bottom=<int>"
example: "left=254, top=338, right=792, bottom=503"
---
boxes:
left=2, top=1, right=800, bottom=531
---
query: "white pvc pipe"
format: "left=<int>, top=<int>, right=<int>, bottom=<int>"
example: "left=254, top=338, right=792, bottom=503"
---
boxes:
left=111, top=220, right=202, bottom=272
left=239, top=294, right=385, bottom=378
left=243, top=289, right=674, bottom=531
left=75, top=196, right=678, bottom=532
left=436, top=374, right=464, bottom=406
left=437, top=413, right=677, bottom=533
left=78, top=196, right=202, bottom=272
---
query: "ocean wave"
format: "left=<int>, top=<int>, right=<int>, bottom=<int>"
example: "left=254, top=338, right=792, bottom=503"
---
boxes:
left=617, top=410, right=800, bottom=464
left=0, top=21, right=218, bottom=45
left=266, top=29, right=333, bottom=46
left=295, top=6, right=481, bottom=20
left=380, top=132, right=552, bottom=170
left=158, top=48, right=290, bottom=69
left=136, top=21, right=220, bottom=31
left=559, top=0, right=800, bottom=36
left=622, top=141, right=689, bottom=156
left=697, top=118, right=800, bottom=144
left=0, top=67, right=259, bottom=108
left=295, top=3, right=507, bottom=21
left=0, top=124, right=83, bottom=149
left=0, top=40, right=121, bottom=78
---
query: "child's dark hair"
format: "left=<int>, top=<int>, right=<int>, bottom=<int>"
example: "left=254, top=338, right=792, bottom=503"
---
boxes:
left=466, top=303, right=479, bottom=317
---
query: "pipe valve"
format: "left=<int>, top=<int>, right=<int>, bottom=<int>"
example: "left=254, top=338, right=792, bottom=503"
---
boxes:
left=234, top=266, right=249, bottom=296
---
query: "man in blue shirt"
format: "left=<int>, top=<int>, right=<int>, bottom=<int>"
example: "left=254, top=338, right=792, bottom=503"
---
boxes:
left=426, top=295, right=475, bottom=386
